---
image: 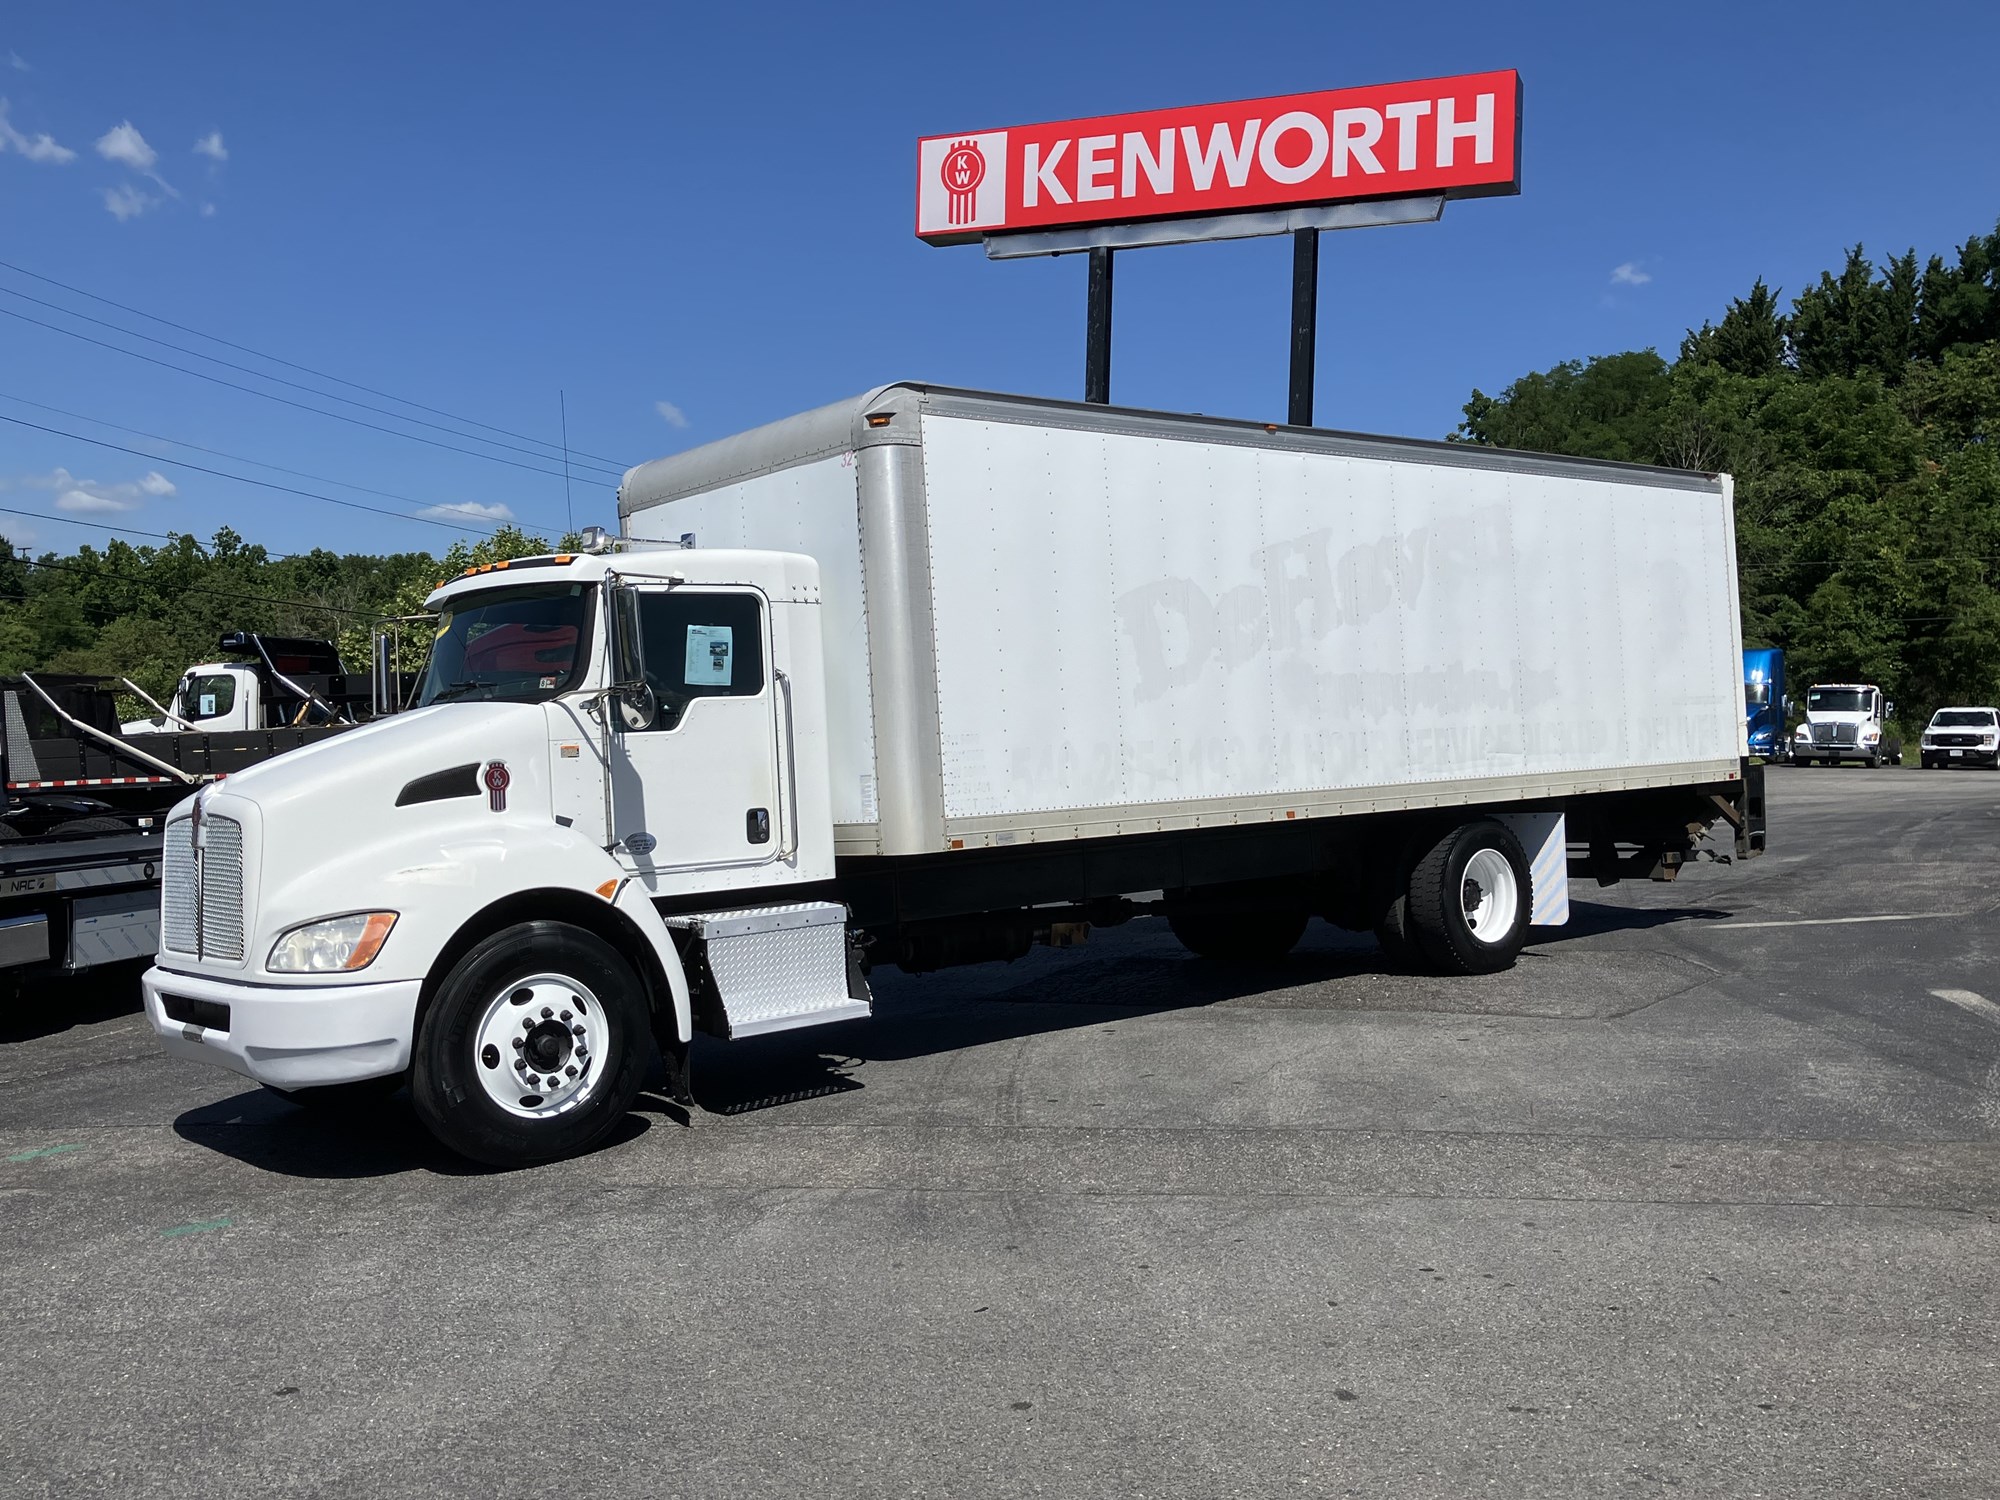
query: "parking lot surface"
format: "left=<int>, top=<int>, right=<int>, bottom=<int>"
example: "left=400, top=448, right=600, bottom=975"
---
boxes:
left=4, top=767, right=1998, bottom=1498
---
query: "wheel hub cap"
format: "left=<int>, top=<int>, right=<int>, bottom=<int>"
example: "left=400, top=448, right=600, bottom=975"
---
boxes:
left=472, top=974, right=606, bottom=1119
left=1459, top=847, right=1521, bottom=945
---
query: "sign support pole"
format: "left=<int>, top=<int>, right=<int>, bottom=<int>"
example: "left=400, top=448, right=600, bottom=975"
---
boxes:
left=1288, top=227, right=1318, bottom=427
left=1085, top=246, right=1114, bottom=404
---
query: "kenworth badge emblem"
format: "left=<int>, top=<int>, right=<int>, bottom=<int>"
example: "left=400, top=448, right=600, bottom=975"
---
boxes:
left=484, top=762, right=510, bottom=812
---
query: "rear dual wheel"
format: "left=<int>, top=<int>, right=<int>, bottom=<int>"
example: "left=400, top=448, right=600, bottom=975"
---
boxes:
left=1380, top=820, right=1532, bottom=976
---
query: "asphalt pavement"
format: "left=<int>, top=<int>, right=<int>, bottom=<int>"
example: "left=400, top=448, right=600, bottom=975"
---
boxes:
left=4, top=766, right=1998, bottom=1498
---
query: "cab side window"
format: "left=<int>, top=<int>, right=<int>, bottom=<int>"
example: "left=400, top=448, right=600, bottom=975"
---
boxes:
left=185, top=674, right=237, bottom=722
left=632, top=591, right=766, bottom=732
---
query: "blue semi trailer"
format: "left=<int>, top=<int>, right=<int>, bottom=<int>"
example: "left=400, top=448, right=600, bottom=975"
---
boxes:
left=1744, top=647, right=1787, bottom=762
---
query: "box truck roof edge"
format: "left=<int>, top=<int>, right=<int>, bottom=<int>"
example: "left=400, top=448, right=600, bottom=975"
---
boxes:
left=617, top=382, right=1728, bottom=515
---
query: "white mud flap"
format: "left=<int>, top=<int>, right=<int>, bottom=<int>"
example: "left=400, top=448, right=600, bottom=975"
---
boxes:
left=664, top=902, right=872, bottom=1040
left=1494, top=810, right=1569, bottom=927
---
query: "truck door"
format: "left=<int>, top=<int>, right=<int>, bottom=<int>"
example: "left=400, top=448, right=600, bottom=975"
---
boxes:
left=607, top=586, right=783, bottom=878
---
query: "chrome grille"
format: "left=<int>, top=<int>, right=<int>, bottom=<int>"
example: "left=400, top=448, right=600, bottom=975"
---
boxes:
left=198, top=813, right=246, bottom=962
left=162, top=816, right=197, bottom=953
left=1810, top=723, right=1859, bottom=747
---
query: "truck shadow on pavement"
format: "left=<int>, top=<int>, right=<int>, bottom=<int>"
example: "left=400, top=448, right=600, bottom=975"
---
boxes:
left=172, top=1089, right=656, bottom=1179
left=169, top=900, right=1733, bottom=1177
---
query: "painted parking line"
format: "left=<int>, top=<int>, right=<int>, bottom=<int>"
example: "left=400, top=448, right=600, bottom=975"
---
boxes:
left=1929, top=989, right=2000, bottom=1025
left=1709, top=913, right=1965, bottom=931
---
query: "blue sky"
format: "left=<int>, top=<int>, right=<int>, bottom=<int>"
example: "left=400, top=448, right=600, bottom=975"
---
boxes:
left=0, top=1, right=1997, bottom=560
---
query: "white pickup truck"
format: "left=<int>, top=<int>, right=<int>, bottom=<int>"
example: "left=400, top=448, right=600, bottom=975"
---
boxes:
left=141, top=384, right=1758, bottom=1166
left=1918, top=706, right=2000, bottom=769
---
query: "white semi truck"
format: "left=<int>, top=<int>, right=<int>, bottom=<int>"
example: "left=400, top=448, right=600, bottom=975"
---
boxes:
left=143, top=385, right=1759, bottom=1166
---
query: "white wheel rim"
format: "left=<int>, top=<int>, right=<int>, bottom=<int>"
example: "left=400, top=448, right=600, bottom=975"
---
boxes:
left=472, top=972, right=609, bottom=1119
left=1460, top=847, right=1520, bottom=945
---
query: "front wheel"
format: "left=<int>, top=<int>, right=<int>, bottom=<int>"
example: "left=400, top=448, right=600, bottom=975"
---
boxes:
left=412, top=921, right=651, bottom=1168
left=1405, top=821, right=1532, bottom=975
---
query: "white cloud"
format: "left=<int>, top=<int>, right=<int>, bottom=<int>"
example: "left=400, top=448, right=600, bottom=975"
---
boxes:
left=419, top=501, right=515, bottom=523
left=199, top=201, right=216, bottom=217
left=95, top=120, right=156, bottom=172
left=57, top=489, right=137, bottom=514
left=655, top=400, right=689, bottom=429
left=1610, top=262, right=1653, bottom=287
left=193, top=130, right=226, bottom=162
left=6, top=51, right=28, bottom=73
left=0, top=99, right=75, bottom=163
left=103, top=183, right=155, bottom=221
left=17, top=465, right=175, bottom=513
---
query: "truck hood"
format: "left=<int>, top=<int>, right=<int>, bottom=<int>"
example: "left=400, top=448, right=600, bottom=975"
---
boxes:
left=207, top=703, right=551, bottom=820
left=1803, top=711, right=1872, bottom=723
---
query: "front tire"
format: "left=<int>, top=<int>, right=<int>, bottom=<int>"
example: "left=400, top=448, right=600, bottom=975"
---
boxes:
left=1405, top=821, right=1532, bottom=975
left=412, top=921, right=651, bottom=1168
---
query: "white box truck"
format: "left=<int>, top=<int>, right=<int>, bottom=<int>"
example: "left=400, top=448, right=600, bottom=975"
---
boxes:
left=142, top=384, right=1759, bottom=1166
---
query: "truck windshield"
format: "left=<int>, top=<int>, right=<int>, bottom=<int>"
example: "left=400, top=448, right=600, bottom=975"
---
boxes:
left=1807, top=688, right=1871, bottom=714
left=420, top=582, right=593, bottom=707
left=1744, top=682, right=1770, bottom=706
left=1932, top=710, right=1996, bottom=727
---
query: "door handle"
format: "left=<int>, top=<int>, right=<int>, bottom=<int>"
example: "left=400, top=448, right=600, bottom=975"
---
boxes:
left=774, top=668, right=799, bottom=860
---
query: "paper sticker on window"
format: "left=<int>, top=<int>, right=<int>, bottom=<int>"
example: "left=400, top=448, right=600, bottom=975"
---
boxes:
left=685, top=623, right=734, bottom=686
left=199, top=694, right=216, bottom=716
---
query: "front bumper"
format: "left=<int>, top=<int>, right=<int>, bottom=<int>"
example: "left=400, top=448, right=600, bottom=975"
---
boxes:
left=143, top=966, right=421, bottom=1089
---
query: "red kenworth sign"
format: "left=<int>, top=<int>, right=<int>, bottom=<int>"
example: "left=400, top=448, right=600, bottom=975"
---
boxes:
left=917, top=71, right=1521, bottom=245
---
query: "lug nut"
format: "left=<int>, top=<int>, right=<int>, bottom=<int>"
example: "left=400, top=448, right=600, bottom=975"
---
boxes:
left=512, top=1038, right=524, bottom=1051
left=565, top=1065, right=577, bottom=1078
left=571, top=1024, right=584, bottom=1037
left=560, top=1010, right=572, bottom=1022
left=540, top=1006, right=554, bottom=1019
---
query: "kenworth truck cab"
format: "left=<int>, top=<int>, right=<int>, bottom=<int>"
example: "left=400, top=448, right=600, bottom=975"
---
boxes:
left=143, top=545, right=856, bottom=1165
left=1793, top=682, right=1900, bottom=767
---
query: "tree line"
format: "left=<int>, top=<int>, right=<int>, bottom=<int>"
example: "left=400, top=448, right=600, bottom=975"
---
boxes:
left=0, top=524, right=566, bottom=714
left=1457, top=221, right=2000, bottom=728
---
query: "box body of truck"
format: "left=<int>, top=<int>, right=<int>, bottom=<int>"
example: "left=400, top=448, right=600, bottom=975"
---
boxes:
left=620, top=384, right=1750, bottom=921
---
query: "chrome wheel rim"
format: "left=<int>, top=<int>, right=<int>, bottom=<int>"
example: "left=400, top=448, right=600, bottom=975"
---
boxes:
left=1459, top=847, right=1520, bottom=945
left=472, top=973, right=607, bottom=1119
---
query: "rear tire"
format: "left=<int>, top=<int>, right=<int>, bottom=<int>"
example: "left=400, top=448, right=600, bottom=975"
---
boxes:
left=412, top=921, right=650, bottom=1168
left=1167, top=905, right=1308, bottom=962
left=1405, top=820, right=1532, bottom=976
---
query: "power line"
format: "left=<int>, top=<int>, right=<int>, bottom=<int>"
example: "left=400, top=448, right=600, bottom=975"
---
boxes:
left=0, top=506, right=186, bottom=546
left=0, top=305, right=623, bottom=487
left=0, top=256, right=636, bottom=470
left=0, top=389, right=563, bottom=528
left=0, top=284, right=626, bottom=480
left=0, top=412, right=509, bottom=537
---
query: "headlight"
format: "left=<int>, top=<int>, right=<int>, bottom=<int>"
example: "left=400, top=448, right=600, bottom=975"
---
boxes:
left=1794, top=726, right=1811, bottom=740
left=1861, top=728, right=1881, bottom=741
left=1922, top=736, right=1935, bottom=747
left=267, top=912, right=397, bottom=973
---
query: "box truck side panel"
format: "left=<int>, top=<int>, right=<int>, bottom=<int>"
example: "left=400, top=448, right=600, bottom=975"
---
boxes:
left=626, top=454, right=881, bottom=831
left=917, top=413, right=1738, bottom=829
